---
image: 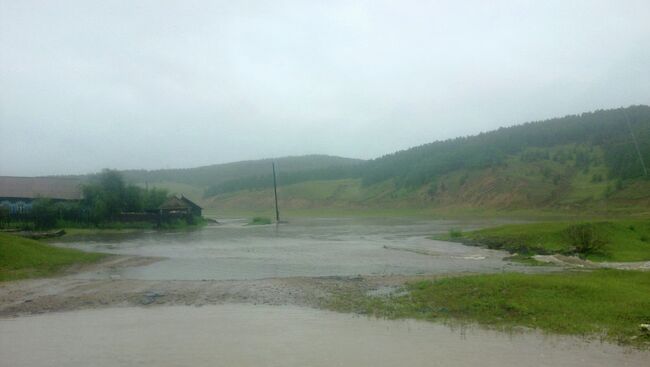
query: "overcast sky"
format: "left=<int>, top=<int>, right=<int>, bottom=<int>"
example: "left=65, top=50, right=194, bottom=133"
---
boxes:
left=1, top=0, right=649, bottom=176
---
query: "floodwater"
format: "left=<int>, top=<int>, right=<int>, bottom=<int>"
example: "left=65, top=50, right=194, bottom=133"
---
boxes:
left=1, top=304, right=646, bottom=367
left=53, top=217, right=541, bottom=280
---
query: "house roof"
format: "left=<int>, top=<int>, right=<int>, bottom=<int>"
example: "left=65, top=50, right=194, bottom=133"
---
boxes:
left=179, top=195, right=202, bottom=210
left=159, top=196, right=190, bottom=210
left=159, top=195, right=202, bottom=211
left=0, top=176, right=83, bottom=200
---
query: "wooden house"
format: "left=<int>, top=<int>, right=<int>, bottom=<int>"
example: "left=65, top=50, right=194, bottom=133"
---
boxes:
left=0, top=176, right=83, bottom=214
left=158, top=195, right=202, bottom=217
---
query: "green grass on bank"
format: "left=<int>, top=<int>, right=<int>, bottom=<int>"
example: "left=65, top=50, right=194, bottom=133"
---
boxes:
left=62, top=221, right=208, bottom=237
left=203, top=207, right=615, bottom=221
left=0, top=233, right=105, bottom=281
left=438, top=221, right=650, bottom=262
left=2, top=218, right=209, bottom=238
left=328, top=270, right=650, bottom=347
left=248, top=216, right=272, bottom=225
left=62, top=227, right=146, bottom=236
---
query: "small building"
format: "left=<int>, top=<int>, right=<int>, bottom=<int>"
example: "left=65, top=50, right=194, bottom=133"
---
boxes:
left=158, top=195, right=202, bottom=217
left=0, top=176, right=83, bottom=214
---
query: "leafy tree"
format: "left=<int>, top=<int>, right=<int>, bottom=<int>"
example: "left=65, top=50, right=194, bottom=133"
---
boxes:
left=0, top=206, right=10, bottom=227
left=124, top=186, right=144, bottom=212
left=97, top=169, right=126, bottom=220
left=143, top=188, right=168, bottom=209
left=31, top=198, right=58, bottom=229
left=564, top=223, right=607, bottom=256
left=81, top=169, right=169, bottom=224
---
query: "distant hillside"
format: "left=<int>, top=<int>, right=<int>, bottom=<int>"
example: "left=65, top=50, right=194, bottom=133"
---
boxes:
left=120, top=155, right=363, bottom=188
left=361, top=105, right=650, bottom=188
left=54, top=155, right=364, bottom=203
left=204, top=106, right=650, bottom=214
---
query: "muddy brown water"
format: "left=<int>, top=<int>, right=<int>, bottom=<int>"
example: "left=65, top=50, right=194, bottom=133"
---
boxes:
left=1, top=304, right=647, bottom=367
left=52, top=217, right=547, bottom=281
left=9, top=217, right=626, bottom=366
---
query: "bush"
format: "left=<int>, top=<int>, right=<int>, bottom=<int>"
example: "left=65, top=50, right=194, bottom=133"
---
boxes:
left=564, top=223, right=607, bottom=256
left=249, top=217, right=272, bottom=225
left=449, top=228, right=463, bottom=238
left=31, top=199, right=59, bottom=230
left=0, top=206, right=9, bottom=227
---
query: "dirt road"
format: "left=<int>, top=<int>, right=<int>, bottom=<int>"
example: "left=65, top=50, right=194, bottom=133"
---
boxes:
left=0, top=255, right=441, bottom=317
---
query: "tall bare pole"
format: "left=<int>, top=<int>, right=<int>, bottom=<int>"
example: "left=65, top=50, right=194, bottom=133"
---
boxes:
left=623, top=109, right=648, bottom=177
left=272, top=162, right=280, bottom=222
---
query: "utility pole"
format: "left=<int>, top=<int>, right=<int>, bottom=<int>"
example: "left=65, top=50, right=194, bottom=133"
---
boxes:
left=272, top=162, right=280, bottom=222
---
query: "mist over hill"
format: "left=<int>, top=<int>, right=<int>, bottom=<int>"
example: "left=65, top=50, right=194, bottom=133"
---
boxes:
left=202, top=106, right=650, bottom=213
left=119, top=155, right=364, bottom=188
left=54, top=106, right=650, bottom=213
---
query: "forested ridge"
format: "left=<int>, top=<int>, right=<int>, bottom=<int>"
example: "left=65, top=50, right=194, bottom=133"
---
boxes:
left=204, top=106, right=650, bottom=197
left=121, top=154, right=363, bottom=187
left=59, top=155, right=363, bottom=188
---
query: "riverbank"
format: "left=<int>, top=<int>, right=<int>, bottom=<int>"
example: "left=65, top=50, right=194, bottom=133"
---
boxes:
left=0, top=233, right=106, bottom=281
left=326, top=269, right=650, bottom=348
left=437, top=220, right=650, bottom=262
left=2, top=216, right=212, bottom=238
left=1, top=254, right=649, bottom=348
left=2, top=217, right=649, bottom=349
left=0, top=257, right=437, bottom=318
left=204, top=207, right=650, bottom=221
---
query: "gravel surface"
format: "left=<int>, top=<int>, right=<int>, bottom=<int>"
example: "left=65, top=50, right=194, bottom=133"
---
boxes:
left=0, top=255, right=448, bottom=318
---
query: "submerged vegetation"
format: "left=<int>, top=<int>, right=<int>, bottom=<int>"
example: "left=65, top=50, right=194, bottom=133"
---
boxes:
left=328, top=270, right=650, bottom=347
left=0, top=233, right=105, bottom=281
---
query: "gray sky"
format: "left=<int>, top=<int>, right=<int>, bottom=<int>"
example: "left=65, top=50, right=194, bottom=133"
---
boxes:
left=1, top=0, right=649, bottom=176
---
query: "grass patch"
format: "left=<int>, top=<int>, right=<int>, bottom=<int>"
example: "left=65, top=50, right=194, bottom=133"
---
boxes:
left=438, top=220, right=650, bottom=262
left=0, top=233, right=105, bottom=281
left=56, top=218, right=207, bottom=236
left=328, top=270, right=650, bottom=347
left=249, top=216, right=272, bottom=225
left=62, top=227, right=145, bottom=236
left=448, top=228, right=463, bottom=238
left=502, top=254, right=550, bottom=266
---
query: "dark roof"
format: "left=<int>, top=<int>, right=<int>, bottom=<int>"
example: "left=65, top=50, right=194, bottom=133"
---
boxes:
left=0, top=176, right=83, bottom=200
left=159, top=196, right=190, bottom=210
left=159, top=195, right=202, bottom=211
left=179, top=195, right=202, bottom=210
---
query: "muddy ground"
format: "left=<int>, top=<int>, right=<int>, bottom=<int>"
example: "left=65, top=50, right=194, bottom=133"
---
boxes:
left=0, top=255, right=448, bottom=318
left=3, top=251, right=648, bottom=319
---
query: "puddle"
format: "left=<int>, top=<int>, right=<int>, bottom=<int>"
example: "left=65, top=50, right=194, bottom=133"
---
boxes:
left=0, top=304, right=646, bottom=367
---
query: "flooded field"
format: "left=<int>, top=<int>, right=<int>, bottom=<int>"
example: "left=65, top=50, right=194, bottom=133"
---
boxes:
left=1, top=304, right=647, bottom=367
left=53, top=217, right=537, bottom=281
left=3, top=218, right=648, bottom=366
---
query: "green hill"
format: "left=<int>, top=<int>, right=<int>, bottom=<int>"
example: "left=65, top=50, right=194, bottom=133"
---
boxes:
left=60, top=155, right=363, bottom=203
left=203, top=106, right=650, bottom=216
left=121, top=154, right=364, bottom=188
